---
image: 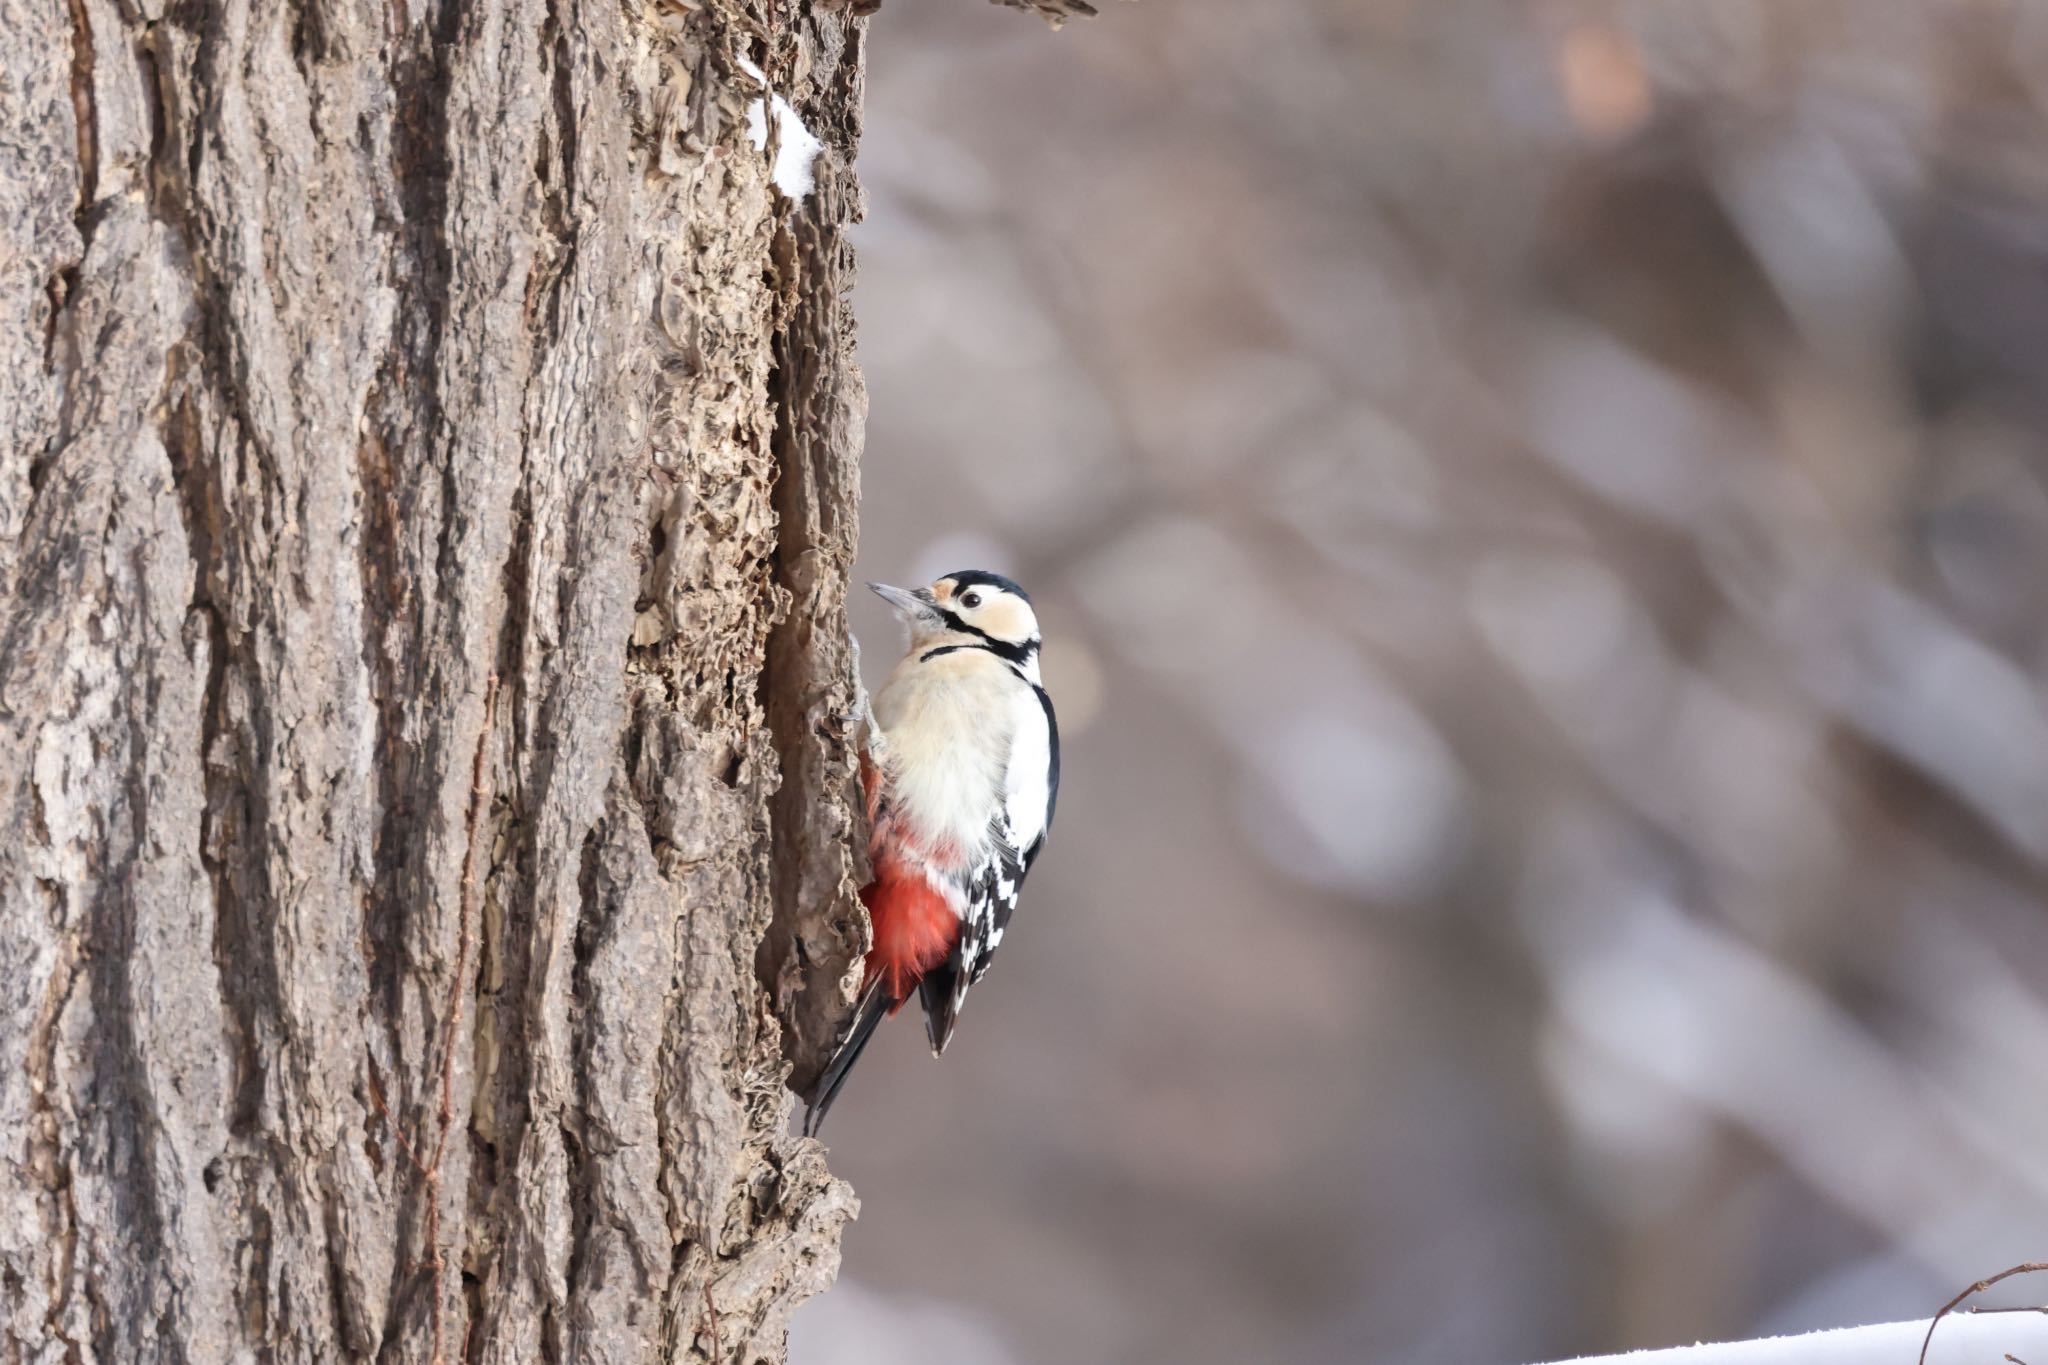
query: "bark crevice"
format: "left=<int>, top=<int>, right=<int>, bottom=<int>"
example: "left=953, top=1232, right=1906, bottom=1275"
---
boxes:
left=65, top=0, right=97, bottom=230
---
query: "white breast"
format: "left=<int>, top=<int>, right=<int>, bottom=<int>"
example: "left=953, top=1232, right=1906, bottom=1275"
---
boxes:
left=874, top=651, right=1026, bottom=869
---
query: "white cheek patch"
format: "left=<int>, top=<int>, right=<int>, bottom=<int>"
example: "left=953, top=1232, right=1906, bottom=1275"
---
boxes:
left=989, top=596, right=1044, bottom=650
left=976, top=596, right=1025, bottom=641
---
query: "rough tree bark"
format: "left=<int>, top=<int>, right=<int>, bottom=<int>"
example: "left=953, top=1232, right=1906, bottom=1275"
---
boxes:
left=0, top=0, right=908, bottom=1357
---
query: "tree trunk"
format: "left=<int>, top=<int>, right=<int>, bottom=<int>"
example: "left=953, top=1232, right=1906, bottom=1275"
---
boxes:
left=0, top=0, right=874, bottom=1359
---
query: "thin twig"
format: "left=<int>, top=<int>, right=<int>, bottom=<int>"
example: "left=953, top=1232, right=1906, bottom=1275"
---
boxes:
left=424, top=674, right=499, bottom=1365
left=364, top=1061, right=428, bottom=1173
left=1919, top=1262, right=2048, bottom=1365
left=702, top=1281, right=722, bottom=1363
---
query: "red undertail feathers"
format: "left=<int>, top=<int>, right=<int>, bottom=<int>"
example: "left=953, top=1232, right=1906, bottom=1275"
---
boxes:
left=861, top=850, right=957, bottom=1006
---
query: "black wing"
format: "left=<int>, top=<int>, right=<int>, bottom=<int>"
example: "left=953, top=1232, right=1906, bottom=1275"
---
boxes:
left=1032, top=681, right=1059, bottom=861
left=918, top=815, right=1029, bottom=1056
left=977, top=680, right=1055, bottom=980
left=917, top=680, right=1058, bottom=1057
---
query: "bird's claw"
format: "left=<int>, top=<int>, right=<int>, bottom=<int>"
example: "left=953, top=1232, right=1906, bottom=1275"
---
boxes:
left=842, top=629, right=886, bottom=757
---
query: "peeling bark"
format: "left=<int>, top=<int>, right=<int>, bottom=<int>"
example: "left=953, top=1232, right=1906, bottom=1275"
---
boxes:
left=0, top=0, right=875, bottom=1358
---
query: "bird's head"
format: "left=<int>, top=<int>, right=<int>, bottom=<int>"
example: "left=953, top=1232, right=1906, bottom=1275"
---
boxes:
left=869, top=570, right=1041, bottom=660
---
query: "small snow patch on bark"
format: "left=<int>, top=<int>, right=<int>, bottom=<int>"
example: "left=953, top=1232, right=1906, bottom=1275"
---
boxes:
left=737, top=56, right=824, bottom=201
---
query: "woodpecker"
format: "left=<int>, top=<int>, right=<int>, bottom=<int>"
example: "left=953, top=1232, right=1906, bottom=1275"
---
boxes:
left=805, top=570, right=1060, bottom=1136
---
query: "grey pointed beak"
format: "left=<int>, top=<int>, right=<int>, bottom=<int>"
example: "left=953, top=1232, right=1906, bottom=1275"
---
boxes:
left=868, top=581, right=940, bottom=623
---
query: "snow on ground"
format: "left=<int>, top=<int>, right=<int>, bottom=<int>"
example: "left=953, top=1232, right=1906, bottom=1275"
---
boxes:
left=1541, top=1311, right=2048, bottom=1364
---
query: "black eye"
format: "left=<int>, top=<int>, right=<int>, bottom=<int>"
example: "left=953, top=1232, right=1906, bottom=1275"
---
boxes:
left=960, top=591, right=983, bottom=609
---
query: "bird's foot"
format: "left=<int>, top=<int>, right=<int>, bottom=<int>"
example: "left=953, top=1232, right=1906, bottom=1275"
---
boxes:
left=842, top=629, right=886, bottom=758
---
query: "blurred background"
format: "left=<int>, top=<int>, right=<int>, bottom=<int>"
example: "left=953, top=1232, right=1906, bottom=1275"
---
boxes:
left=791, top=1, right=2048, bottom=1361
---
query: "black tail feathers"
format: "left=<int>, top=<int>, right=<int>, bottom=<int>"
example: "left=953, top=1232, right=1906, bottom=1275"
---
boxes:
left=917, top=964, right=964, bottom=1059
left=803, top=980, right=893, bottom=1138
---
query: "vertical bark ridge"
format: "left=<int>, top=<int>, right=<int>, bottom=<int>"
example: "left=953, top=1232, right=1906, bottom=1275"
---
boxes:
left=760, top=7, right=871, bottom=1099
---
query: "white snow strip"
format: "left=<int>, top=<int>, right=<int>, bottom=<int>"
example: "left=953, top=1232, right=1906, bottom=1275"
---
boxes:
left=1540, top=1311, right=2048, bottom=1364
left=734, top=54, right=823, bottom=201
